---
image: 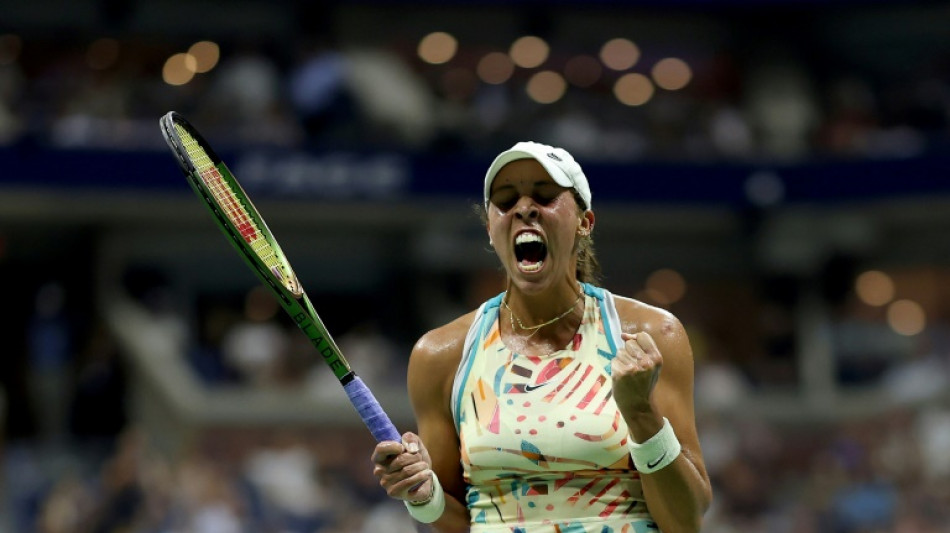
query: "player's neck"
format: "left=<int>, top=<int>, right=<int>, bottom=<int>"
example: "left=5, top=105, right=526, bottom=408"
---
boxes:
left=501, top=280, right=585, bottom=353
left=504, top=279, right=582, bottom=323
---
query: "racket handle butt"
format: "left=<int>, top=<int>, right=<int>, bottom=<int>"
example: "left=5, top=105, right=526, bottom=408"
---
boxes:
left=343, top=376, right=401, bottom=443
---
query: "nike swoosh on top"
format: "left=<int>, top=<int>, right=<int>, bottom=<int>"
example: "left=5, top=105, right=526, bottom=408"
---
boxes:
left=646, top=452, right=667, bottom=470
left=523, top=382, right=550, bottom=392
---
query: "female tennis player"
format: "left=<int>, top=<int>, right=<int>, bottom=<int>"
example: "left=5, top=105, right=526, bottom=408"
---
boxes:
left=372, top=142, right=712, bottom=532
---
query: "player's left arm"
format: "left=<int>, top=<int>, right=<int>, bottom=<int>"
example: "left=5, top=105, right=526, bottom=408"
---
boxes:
left=613, top=299, right=712, bottom=533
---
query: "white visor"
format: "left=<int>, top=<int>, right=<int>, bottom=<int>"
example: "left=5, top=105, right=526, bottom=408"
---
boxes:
left=484, top=141, right=591, bottom=210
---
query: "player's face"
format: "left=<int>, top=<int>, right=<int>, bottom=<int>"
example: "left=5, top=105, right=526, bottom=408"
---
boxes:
left=487, top=159, right=584, bottom=291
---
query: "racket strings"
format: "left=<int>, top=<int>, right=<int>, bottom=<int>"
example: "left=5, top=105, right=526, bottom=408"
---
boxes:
left=174, top=123, right=290, bottom=286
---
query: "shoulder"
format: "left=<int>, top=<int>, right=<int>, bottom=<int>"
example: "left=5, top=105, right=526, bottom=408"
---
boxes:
left=610, top=292, right=690, bottom=351
left=407, top=309, right=482, bottom=416
left=411, top=309, right=479, bottom=364
left=407, top=309, right=479, bottom=396
left=609, top=292, right=696, bottom=392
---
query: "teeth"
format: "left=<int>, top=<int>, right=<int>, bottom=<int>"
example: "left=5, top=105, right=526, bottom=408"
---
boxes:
left=520, top=260, right=543, bottom=272
left=515, top=232, right=543, bottom=245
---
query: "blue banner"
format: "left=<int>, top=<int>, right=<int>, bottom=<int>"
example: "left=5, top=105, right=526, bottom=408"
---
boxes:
left=1, top=144, right=948, bottom=208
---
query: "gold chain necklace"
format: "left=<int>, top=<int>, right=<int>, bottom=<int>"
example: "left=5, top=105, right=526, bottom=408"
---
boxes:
left=503, top=292, right=583, bottom=339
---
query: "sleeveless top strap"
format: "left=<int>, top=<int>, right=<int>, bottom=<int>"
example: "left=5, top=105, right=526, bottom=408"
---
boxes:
left=452, top=293, right=503, bottom=431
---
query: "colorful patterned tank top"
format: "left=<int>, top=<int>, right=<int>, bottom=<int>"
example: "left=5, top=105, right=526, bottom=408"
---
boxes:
left=451, top=283, right=659, bottom=533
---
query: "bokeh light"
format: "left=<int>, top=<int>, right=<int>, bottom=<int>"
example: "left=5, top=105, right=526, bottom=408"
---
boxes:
left=652, top=57, right=692, bottom=90
left=477, top=52, right=515, bottom=84
left=600, top=38, right=640, bottom=71
left=526, top=70, right=567, bottom=104
left=855, top=270, right=895, bottom=307
left=510, top=36, right=549, bottom=69
left=188, top=41, right=220, bottom=73
left=418, top=31, right=458, bottom=65
left=887, top=299, right=926, bottom=336
left=614, top=73, right=654, bottom=106
left=645, top=268, right=687, bottom=305
left=163, top=53, right=197, bottom=86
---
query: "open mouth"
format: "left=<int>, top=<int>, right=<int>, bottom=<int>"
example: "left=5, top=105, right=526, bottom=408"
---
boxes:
left=514, top=232, right=547, bottom=273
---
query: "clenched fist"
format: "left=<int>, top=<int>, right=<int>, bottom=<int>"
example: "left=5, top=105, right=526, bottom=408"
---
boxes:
left=611, top=332, right=662, bottom=416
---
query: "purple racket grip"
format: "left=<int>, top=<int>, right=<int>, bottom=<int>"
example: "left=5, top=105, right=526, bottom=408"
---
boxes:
left=343, top=376, right=401, bottom=443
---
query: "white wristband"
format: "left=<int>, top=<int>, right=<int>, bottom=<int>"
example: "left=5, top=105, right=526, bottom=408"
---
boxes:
left=404, top=471, right=446, bottom=523
left=627, top=417, right=682, bottom=474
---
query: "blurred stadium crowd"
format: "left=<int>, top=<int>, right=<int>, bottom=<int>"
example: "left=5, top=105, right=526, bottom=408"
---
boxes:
left=7, top=274, right=950, bottom=532
left=1, top=3, right=948, bottom=161
left=3, top=1, right=950, bottom=532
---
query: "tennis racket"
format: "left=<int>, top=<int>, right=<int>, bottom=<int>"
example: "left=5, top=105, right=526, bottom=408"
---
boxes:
left=159, top=111, right=400, bottom=443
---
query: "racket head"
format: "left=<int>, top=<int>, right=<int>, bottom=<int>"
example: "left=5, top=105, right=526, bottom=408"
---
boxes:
left=158, top=112, right=399, bottom=442
left=160, top=111, right=304, bottom=298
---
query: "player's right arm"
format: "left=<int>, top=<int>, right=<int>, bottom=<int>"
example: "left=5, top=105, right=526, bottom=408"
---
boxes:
left=372, top=313, right=474, bottom=532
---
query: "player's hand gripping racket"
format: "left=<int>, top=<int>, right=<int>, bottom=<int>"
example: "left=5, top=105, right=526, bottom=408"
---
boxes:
left=159, top=111, right=400, bottom=443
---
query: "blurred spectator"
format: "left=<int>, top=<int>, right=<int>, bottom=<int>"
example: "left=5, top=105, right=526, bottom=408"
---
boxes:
left=170, top=449, right=246, bottom=532
left=307, top=319, right=403, bottom=398
left=242, top=432, right=330, bottom=531
left=35, top=473, right=90, bottom=533
left=344, top=47, right=438, bottom=149
left=27, top=282, right=73, bottom=447
left=915, top=407, right=950, bottom=482
left=707, top=105, right=754, bottom=159
left=205, top=42, right=282, bottom=123
left=50, top=61, right=134, bottom=148
left=83, top=428, right=151, bottom=532
left=201, top=40, right=302, bottom=146
left=818, top=76, right=880, bottom=156
left=695, top=353, right=753, bottom=413
left=881, top=334, right=949, bottom=405
left=221, top=287, right=291, bottom=387
left=827, top=424, right=899, bottom=533
left=188, top=303, right=243, bottom=386
left=359, top=500, right=419, bottom=533
left=745, top=60, right=821, bottom=160
left=697, top=414, right=742, bottom=480
left=121, top=266, right=189, bottom=360
left=68, top=320, right=128, bottom=455
left=288, top=38, right=358, bottom=145
left=832, top=297, right=913, bottom=386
